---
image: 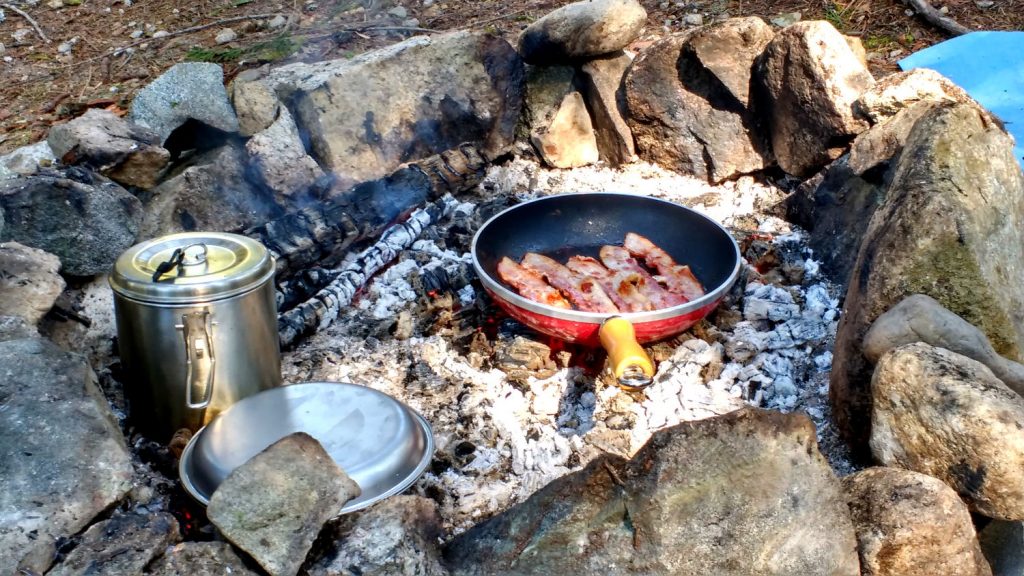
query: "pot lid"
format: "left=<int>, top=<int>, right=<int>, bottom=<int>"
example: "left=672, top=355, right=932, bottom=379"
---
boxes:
left=110, top=232, right=274, bottom=304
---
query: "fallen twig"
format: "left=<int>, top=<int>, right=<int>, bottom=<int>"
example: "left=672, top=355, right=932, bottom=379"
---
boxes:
left=902, top=0, right=971, bottom=35
left=461, top=8, right=529, bottom=29
left=2, top=3, right=50, bottom=43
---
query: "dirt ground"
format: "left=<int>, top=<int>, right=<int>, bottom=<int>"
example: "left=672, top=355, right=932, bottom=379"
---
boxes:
left=0, top=0, right=1021, bottom=154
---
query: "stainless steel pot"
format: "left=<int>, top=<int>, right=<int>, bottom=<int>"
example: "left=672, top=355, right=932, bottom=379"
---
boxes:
left=110, top=232, right=281, bottom=443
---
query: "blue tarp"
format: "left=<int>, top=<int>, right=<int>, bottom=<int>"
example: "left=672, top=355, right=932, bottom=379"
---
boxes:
left=899, top=31, right=1024, bottom=169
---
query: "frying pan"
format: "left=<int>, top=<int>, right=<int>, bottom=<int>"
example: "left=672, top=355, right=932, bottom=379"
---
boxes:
left=471, top=192, right=741, bottom=388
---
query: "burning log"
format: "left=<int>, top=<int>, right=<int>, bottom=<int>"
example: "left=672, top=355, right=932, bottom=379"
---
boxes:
left=245, top=144, right=489, bottom=280
left=278, top=194, right=463, bottom=347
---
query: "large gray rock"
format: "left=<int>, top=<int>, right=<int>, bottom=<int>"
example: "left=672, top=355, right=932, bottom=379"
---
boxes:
left=518, top=0, right=647, bottom=65
left=47, top=512, right=181, bottom=576
left=626, top=19, right=773, bottom=183
left=128, top=62, right=240, bottom=144
left=754, top=20, right=874, bottom=177
left=843, top=467, right=992, bottom=576
left=308, top=496, right=448, bottom=576
left=0, top=338, right=133, bottom=573
left=0, top=141, right=55, bottom=180
left=871, top=343, right=1024, bottom=520
left=444, top=407, right=859, bottom=575
left=47, top=109, right=171, bottom=189
left=864, top=294, right=1024, bottom=397
left=207, top=432, right=362, bottom=576
left=579, top=52, right=636, bottom=166
left=831, top=101, right=1024, bottom=450
left=140, top=141, right=283, bottom=237
left=0, top=241, right=64, bottom=326
left=147, top=542, right=260, bottom=576
left=979, top=520, right=1024, bottom=576
left=251, top=31, right=523, bottom=189
left=0, top=166, right=143, bottom=276
left=246, top=106, right=324, bottom=201
left=785, top=100, right=949, bottom=289
left=530, top=91, right=599, bottom=168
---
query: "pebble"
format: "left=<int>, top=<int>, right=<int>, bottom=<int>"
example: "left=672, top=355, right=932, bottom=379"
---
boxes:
left=57, top=41, right=73, bottom=54
left=3, top=56, right=11, bottom=63
left=388, top=5, right=408, bottom=18
left=268, top=14, right=287, bottom=28
left=12, top=28, right=32, bottom=43
left=0, top=42, right=4, bottom=56
left=152, top=30, right=169, bottom=38
left=46, top=0, right=62, bottom=8
left=403, top=17, right=420, bottom=27
left=215, top=28, right=237, bottom=44
left=975, top=0, right=994, bottom=7
left=0, top=8, right=4, bottom=24
left=422, top=0, right=434, bottom=6
left=770, top=12, right=802, bottom=27
left=129, top=30, right=144, bottom=39
left=683, top=13, right=704, bottom=26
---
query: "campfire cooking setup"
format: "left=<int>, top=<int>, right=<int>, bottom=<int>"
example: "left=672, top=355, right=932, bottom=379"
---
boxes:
left=473, top=192, right=740, bottom=387
left=4, top=0, right=1024, bottom=573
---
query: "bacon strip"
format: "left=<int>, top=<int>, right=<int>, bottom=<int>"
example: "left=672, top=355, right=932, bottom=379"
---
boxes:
left=599, top=246, right=687, bottom=309
left=624, top=233, right=705, bottom=300
left=566, top=255, right=653, bottom=312
left=496, top=257, right=571, bottom=309
left=521, top=253, right=619, bottom=313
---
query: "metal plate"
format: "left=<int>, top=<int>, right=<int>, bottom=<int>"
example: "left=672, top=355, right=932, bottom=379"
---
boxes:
left=179, top=382, right=434, bottom=514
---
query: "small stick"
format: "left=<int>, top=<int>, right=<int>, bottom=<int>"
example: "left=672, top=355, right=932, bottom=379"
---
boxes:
left=2, top=3, right=50, bottom=43
left=461, top=8, right=528, bottom=29
left=902, top=0, right=971, bottom=35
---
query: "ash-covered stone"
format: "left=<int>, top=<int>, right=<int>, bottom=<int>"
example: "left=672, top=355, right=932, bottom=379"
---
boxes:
left=0, top=337, right=133, bottom=572
left=128, top=62, right=240, bottom=145
left=46, top=511, right=181, bottom=576
left=147, top=542, right=260, bottom=576
left=207, top=432, right=361, bottom=576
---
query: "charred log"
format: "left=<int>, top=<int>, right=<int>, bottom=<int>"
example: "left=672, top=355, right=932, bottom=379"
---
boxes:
left=245, top=143, right=490, bottom=279
left=277, top=195, right=462, bottom=347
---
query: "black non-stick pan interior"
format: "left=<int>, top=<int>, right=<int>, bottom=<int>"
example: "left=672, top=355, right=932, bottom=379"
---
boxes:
left=474, top=193, right=739, bottom=294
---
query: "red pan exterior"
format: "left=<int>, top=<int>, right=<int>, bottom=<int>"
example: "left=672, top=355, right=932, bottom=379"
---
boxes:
left=486, top=287, right=723, bottom=346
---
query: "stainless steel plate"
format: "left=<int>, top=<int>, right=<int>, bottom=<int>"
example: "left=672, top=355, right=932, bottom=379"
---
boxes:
left=179, top=382, right=434, bottom=514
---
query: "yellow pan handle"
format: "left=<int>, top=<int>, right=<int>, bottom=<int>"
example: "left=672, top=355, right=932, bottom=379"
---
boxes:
left=599, top=317, right=655, bottom=389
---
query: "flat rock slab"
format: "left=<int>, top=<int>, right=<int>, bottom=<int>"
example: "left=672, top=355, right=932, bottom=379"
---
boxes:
left=445, top=407, right=859, bottom=575
left=128, top=62, right=240, bottom=144
left=0, top=337, right=133, bottom=572
left=147, top=542, right=260, bottom=576
left=47, top=108, right=170, bottom=190
left=47, top=512, right=181, bottom=576
left=871, top=343, right=1024, bottom=520
left=0, top=241, right=64, bottom=325
left=843, top=467, right=991, bottom=576
left=259, top=31, right=523, bottom=189
left=0, top=166, right=142, bottom=276
left=518, top=0, right=647, bottom=65
left=207, top=432, right=362, bottom=576
left=308, top=495, right=448, bottom=576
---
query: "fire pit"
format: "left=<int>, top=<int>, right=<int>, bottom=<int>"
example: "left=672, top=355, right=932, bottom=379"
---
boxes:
left=278, top=157, right=850, bottom=535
